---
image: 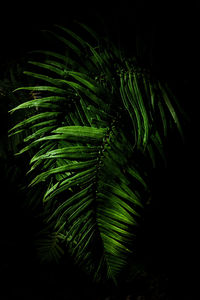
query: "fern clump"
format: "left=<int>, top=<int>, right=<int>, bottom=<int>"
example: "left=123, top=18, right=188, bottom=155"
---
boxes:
left=9, top=23, right=184, bottom=283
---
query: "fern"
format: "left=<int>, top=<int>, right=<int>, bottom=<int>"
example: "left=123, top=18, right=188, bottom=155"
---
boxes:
left=9, top=23, right=184, bottom=283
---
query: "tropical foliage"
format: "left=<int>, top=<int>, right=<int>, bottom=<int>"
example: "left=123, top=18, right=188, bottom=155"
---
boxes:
left=9, top=22, right=183, bottom=283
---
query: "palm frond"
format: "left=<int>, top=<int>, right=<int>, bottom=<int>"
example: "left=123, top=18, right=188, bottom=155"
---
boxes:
left=9, top=22, right=184, bottom=283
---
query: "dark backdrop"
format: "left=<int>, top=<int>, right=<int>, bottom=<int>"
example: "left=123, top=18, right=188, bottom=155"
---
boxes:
left=1, top=2, right=199, bottom=299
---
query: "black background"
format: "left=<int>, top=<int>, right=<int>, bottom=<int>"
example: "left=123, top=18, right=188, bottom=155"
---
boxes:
left=1, top=1, right=199, bottom=299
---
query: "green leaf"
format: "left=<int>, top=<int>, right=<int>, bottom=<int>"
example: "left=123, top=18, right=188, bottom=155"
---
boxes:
left=55, top=25, right=87, bottom=47
left=75, top=21, right=99, bottom=41
left=31, top=50, right=67, bottom=62
left=32, top=145, right=99, bottom=161
left=88, top=45, right=115, bottom=86
left=48, top=183, right=93, bottom=221
left=23, top=126, right=56, bottom=142
left=59, top=79, right=105, bottom=107
left=97, top=206, right=134, bottom=226
left=148, top=81, right=155, bottom=110
left=13, top=86, right=67, bottom=94
left=65, top=71, right=103, bottom=94
left=9, top=112, right=60, bottom=133
left=79, top=98, right=92, bottom=126
left=30, top=142, right=56, bottom=164
left=164, top=83, right=190, bottom=122
left=74, top=102, right=88, bottom=126
left=158, top=101, right=167, bottom=137
left=52, top=126, right=107, bottom=142
left=9, top=96, right=66, bottom=113
left=43, top=167, right=96, bottom=202
left=23, top=71, right=62, bottom=86
left=28, top=61, right=65, bottom=76
left=122, top=73, right=142, bottom=147
left=103, top=182, right=141, bottom=209
left=127, top=166, right=147, bottom=189
left=30, top=160, right=97, bottom=186
left=49, top=31, right=82, bottom=56
left=98, top=190, right=139, bottom=220
left=65, top=196, right=93, bottom=224
left=132, top=73, right=149, bottom=146
left=44, top=59, right=67, bottom=71
left=158, top=82, right=183, bottom=139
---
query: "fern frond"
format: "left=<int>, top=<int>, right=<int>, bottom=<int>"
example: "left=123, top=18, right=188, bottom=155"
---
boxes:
left=9, top=22, right=184, bottom=283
